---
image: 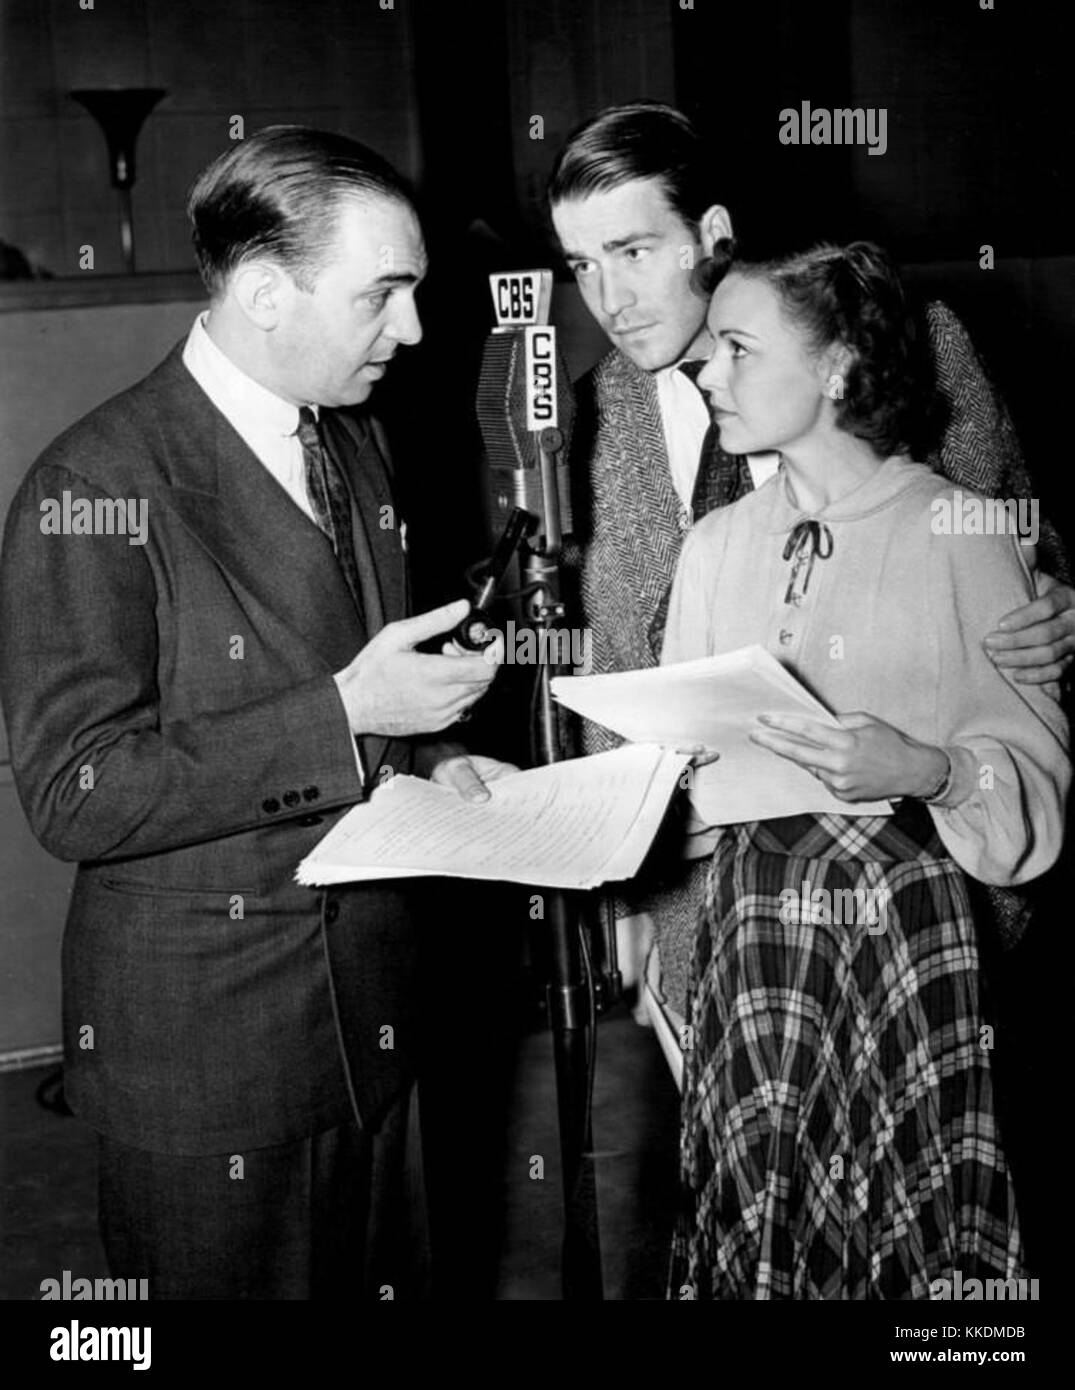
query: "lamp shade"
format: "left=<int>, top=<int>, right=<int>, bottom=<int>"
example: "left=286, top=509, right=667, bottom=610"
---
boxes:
left=70, top=88, right=167, bottom=189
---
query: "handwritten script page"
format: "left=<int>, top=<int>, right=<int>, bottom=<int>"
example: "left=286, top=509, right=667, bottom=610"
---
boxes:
left=551, top=645, right=892, bottom=825
left=296, top=744, right=690, bottom=889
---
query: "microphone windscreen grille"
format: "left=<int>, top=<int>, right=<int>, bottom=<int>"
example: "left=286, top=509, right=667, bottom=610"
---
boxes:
left=475, top=334, right=530, bottom=469
left=475, top=325, right=577, bottom=541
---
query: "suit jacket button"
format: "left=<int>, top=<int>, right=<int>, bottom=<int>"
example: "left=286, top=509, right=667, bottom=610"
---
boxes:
left=324, top=900, right=340, bottom=924
left=262, top=797, right=280, bottom=814
left=283, top=789, right=300, bottom=807
left=302, top=786, right=320, bottom=802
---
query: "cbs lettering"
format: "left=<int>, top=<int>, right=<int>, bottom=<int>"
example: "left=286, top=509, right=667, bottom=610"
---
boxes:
left=525, top=327, right=556, bottom=429
left=496, top=275, right=536, bottom=322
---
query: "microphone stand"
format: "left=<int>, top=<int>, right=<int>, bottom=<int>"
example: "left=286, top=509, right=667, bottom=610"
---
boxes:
left=523, top=426, right=604, bottom=1301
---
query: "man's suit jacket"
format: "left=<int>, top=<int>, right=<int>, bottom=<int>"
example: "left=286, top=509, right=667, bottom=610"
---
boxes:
left=0, top=343, right=421, bottom=1155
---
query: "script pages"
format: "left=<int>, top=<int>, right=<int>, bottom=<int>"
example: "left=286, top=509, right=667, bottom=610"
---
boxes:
left=551, top=645, right=892, bottom=825
left=296, top=744, right=691, bottom=890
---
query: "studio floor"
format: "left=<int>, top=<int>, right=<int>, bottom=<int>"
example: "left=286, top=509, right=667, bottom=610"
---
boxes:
left=0, top=1000, right=680, bottom=1302
left=2, top=921, right=1057, bottom=1302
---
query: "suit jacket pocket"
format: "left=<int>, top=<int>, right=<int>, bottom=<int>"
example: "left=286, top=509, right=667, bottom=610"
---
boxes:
left=99, top=874, right=262, bottom=902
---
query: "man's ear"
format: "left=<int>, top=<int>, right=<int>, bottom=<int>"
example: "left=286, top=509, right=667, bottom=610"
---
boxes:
left=698, top=204, right=733, bottom=255
left=230, top=260, right=289, bottom=330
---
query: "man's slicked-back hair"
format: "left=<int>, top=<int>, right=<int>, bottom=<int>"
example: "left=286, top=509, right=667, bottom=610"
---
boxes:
left=187, top=125, right=414, bottom=296
left=547, top=101, right=714, bottom=227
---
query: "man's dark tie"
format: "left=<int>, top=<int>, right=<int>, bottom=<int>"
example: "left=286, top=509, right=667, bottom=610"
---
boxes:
left=296, top=405, right=364, bottom=615
left=677, top=359, right=754, bottom=514
left=646, top=360, right=755, bottom=656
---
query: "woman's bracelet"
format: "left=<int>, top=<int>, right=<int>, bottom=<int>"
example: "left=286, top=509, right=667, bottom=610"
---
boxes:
left=919, top=749, right=954, bottom=804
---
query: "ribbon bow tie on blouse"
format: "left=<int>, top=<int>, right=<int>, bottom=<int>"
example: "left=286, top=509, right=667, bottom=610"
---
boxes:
left=782, top=518, right=834, bottom=605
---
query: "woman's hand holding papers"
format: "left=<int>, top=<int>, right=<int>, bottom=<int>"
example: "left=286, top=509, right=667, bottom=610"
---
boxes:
left=751, top=711, right=950, bottom=803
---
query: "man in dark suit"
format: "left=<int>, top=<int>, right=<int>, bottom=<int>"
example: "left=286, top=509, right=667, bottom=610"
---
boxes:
left=0, top=126, right=510, bottom=1299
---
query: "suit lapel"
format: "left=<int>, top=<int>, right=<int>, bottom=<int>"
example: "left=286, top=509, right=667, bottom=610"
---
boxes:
left=148, top=348, right=366, bottom=675
left=144, top=348, right=414, bottom=783
left=320, top=409, right=410, bottom=782
left=321, top=410, right=408, bottom=630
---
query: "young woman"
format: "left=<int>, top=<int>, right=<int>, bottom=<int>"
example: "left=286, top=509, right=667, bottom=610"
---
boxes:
left=661, top=242, right=1069, bottom=1299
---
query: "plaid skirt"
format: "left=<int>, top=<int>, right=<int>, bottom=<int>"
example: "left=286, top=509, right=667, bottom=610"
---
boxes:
left=669, top=803, right=1024, bottom=1300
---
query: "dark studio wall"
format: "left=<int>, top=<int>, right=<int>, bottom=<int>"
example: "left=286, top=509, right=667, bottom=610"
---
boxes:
left=673, top=0, right=1073, bottom=260
left=0, top=0, right=421, bottom=275
left=671, top=0, right=1075, bottom=543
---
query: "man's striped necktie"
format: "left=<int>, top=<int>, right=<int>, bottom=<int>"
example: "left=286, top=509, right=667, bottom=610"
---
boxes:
left=296, top=405, right=364, bottom=616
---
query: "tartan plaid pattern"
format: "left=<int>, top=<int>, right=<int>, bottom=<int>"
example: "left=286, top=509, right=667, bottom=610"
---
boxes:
left=669, top=805, right=1024, bottom=1300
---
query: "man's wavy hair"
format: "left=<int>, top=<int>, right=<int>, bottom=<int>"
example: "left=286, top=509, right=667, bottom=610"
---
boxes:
left=546, top=100, right=714, bottom=226
left=188, top=125, right=413, bottom=296
left=730, top=241, right=941, bottom=460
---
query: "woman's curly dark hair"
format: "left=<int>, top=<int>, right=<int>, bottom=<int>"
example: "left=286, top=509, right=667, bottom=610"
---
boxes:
left=728, top=241, right=940, bottom=460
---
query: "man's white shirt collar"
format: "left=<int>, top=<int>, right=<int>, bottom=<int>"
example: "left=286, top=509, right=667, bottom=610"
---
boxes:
left=183, top=311, right=307, bottom=443
left=181, top=312, right=319, bottom=526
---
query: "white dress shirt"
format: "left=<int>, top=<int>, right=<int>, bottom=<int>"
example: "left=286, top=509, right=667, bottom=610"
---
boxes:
left=655, top=360, right=711, bottom=510
left=182, top=312, right=320, bottom=522
left=182, top=313, right=364, bottom=781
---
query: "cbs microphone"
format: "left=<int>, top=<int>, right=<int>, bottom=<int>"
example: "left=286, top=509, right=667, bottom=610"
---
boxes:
left=475, top=270, right=575, bottom=556
left=474, top=271, right=622, bottom=1215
